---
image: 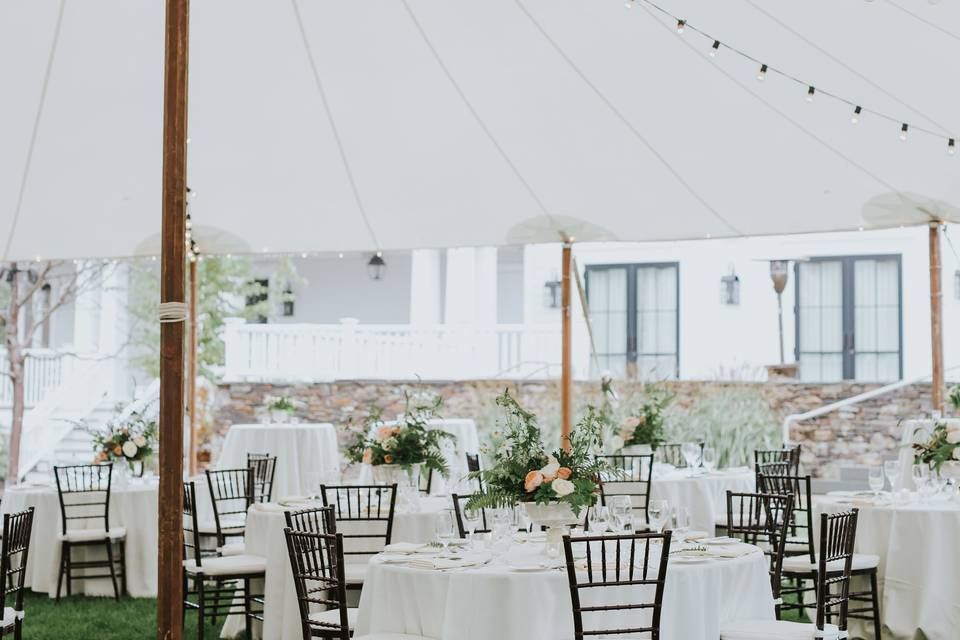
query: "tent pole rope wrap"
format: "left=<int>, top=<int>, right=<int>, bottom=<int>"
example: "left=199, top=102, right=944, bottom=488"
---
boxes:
left=290, top=0, right=381, bottom=251
left=400, top=0, right=565, bottom=242
left=157, top=301, right=188, bottom=323
left=4, top=0, right=66, bottom=261
left=514, top=0, right=743, bottom=238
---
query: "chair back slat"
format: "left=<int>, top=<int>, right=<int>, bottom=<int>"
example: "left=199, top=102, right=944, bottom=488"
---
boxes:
left=247, top=454, right=277, bottom=504
left=0, top=507, right=35, bottom=619
left=53, top=464, right=114, bottom=535
left=182, top=481, right=205, bottom=567
left=320, top=485, right=397, bottom=562
left=284, top=528, right=350, bottom=640
left=816, top=509, right=859, bottom=634
left=563, top=531, right=672, bottom=639
left=598, top=454, right=654, bottom=521
left=754, top=446, right=801, bottom=478
left=284, top=505, right=337, bottom=535
left=655, top=442, right=704, bottom=469
left=758, top=473, right=815, bottom=563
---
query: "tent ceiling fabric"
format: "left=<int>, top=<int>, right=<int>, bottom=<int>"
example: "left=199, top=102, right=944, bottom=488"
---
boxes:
left=2, top=0, right=959, bottom=261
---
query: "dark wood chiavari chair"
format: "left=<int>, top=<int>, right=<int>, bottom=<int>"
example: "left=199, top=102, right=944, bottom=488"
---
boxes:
left=204, top=468, right=254, bottom=552
left=756, top=461, right=792, bottom=479
left=419, top=467, right=434, bottom=495
left=725, top=491, right=794, bottom=618
left=320, top=484, right=397, bottom=591
left=450, top=493, right=490, bottom=538
left=0, top=508, right=34, bottom=639
left=597, top=454, right=654, bottom=523
left=562, top=531, right=672, bottom=639
left=765, top=474, right=881, bottom=640
left=246, top=453, right=278, bottom=504
left=754, top=446, right=801, bottom=478
left=720, top=510, right=860, bottom=640
left=182, top=481, right=265, bottom=640
left=52, top=464, right=126, bottom=601
left=283, top=529, right=353, bottom=639
left=655, top=442, right=704, bottom=469
left=284, top=505, right=337, bottom=535
left=465, top=452, right=485, bottom=493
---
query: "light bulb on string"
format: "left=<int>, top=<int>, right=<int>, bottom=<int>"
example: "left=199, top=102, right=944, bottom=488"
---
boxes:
left=625, top=0, right=635, bottom=8
left=338, top=252, right=344, bottom=259
left=806, top=86, right=815, bottom=103
left=756, top=64, right=767, bottom=81
left=676, top=19, right=685, bottom=33
left=900, top=123, right=909, bottom=141
left=709, top=40, right=720, bottom=57
left=949, top=138, right=956, bottom=155
left=851, top=106, right=862, bottom=124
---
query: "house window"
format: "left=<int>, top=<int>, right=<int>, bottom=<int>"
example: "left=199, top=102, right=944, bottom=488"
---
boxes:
left=795, top=255, right=902, bottom=382
left=586, top=263, right=679, bottom=380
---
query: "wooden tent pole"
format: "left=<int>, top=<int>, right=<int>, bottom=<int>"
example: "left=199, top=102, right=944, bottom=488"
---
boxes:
left=158, top=0, right=189, bottom=637
left=188, top=258, right=198, bottom=477
left=561, top=242, right=572, bottom=451
left=929, top=221, right=945, bottom=414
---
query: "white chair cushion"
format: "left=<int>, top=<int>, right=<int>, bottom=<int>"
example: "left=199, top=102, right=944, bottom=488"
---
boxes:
left=198, top=520, right=245, bottom=535
left=720, top=619, right=841, bottom=640
left=58, top=527, right=126, bottom=542
left=344, top=563, right=369, bottom=584
left=354, top=635, right=431, bottom=640
left=183, top=554, right=266, bottom=576
left=309, top=607, right=358, bottom=629
left=782, top=553, right=879, bottom=574
left=1, top=608, right=24, bottom=629
left=784, top=541, right=811, bottom=554
left=218, top=542, right=245, bottom=557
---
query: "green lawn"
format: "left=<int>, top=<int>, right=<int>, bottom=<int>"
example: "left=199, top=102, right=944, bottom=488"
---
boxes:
left=21, top=594, right=235, bottom=640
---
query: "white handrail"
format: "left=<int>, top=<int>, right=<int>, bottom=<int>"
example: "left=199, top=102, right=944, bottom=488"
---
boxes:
left=782, top=366, right=960, bottom=443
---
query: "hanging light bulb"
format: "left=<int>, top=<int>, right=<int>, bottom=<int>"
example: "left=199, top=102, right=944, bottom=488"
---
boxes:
left=338, top=252, right=344, bottom=259
left=806, top=86, right=816, bottom=102
left=676, top=19, right=685, bottom=33
left=185, top=214, right=192, bottom=230
left=625, top=0, right=635, bottom=8
left=900, top=123, right=909, bottom=140
left=949, top=138, right=956, bottom=155
left=709, top=40, right=720, bottom=57
left=851, top=106, right=862, bottom=124
left=757, top=64, right=767, bottom=81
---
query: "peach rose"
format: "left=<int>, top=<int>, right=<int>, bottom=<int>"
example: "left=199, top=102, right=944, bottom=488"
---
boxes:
left=377, top=426, right=395, bottom=442
left=113, top=446, right=123, bottom=456
left=362, top=448, right=373, bottom=464
left=524, top=470, right=544, bottom=493
left=622, top=416, right=641, bottom=429
left=383, top=454, right=394, bottom=464
left=556, top=467, right=572, bottom=480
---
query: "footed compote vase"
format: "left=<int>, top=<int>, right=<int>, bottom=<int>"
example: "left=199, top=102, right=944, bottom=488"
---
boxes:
left=523, top=502, right=580, bottom=557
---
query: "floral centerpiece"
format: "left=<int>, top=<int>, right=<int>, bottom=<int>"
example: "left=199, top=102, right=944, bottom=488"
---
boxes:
left=466, top=390, right=608, bottom=518
left=264, top=395, right=299, bottom=423
left=913, top=387, right=960, bottom=476
left=89, top=408, right=158, bottom=476
left=602, top=378, right=673, bottom=453
left=345, top=392, right=455, bottom=486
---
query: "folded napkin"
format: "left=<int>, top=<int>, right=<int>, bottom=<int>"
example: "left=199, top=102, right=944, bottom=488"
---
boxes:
left=383, top=542, right=432, bottom=554
left=406, top=555, right=489, bottom=570
left=704, top=544, right=759, bottom=558
left=253, top=502, right=288, bottom=513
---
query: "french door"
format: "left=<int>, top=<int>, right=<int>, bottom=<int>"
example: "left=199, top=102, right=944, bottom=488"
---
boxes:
left=795, top=255, right=902, bottom=382
left=585, top=263, right=679, bottom=380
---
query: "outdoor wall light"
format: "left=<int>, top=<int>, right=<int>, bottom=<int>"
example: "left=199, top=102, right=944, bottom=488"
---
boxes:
left=720, top=268, right=740, bottom=305
left=543, top=275, right=562, bottom=308
left=367, top=253, right=386, bottom=280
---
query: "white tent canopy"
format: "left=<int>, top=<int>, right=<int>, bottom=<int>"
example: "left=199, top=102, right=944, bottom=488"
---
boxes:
left=2, top=0, right=959, bottom=261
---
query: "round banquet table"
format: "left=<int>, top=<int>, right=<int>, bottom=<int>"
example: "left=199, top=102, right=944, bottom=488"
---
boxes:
left=216, top=423, right=339, bottom=498
left=354, top=537, right=775, bottom=640
left=649, top=467, right=755, bottom=534
left=0, top=479, right=159, bottom=597
left=815, top=493, right=960, bottom=640
left=221, top=496, right=451, bottom=639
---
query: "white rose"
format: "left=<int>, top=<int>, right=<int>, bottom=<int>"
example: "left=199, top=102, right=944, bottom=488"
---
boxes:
left=610, top=435, right=625, bottom=451
left=383, top=437, right=397, bottom=451
left=946, top=428, right=960, bottom=444
left=953, top=447, right=960, bottom=461
left=540, top=455, right=560, bottom=480
left=623, top=416, right=641, bottom=429
left=121, top=441, right=139, bottom=459
left=133, top=436, right=147, bottom=448
left=552, top=478, right=575, bottom=497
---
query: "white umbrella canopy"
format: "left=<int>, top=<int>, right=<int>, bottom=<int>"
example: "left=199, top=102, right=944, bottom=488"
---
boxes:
left=2, top=0, right=959, bottom=261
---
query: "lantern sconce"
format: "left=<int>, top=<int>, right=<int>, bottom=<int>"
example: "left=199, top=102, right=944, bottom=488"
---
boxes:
left=720, top=265, right=740, bottom=305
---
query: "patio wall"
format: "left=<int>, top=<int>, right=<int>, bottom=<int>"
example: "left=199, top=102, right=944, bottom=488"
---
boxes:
left=212, top=379, right=957, bottom=479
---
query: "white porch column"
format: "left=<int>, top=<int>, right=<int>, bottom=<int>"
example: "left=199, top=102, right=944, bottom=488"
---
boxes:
left=409, top=249, right=443, bottom=325
left=71, top=262, right=101, bottom=353
left=444, top=247, right=498, bottom=325
left=474, top=248, right=498, bottom=325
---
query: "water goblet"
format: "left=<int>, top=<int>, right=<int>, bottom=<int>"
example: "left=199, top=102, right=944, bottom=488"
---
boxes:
left=609, top=496, right=633, bottom=531
left=648, top=499, right=669, bottom=533
left=672, top=505, right=691, bottom=537
left=588, top=505, right=610, bottom=533
left=701, top=446, right=717, bottom=472
left=883, top=460, right=901, bottom=493
left=867, top=466, right=884, bottom=499
left=463, top=506, right=483, bottom=549
left=434, top=510, right=456, bottom=554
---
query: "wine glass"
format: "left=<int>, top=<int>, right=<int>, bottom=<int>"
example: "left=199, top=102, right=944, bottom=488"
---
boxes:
left=609, top=496, right=633, bottom=532
left=463, top=506, right=483, bottom=548
left=672, top=505, right=691, bottom=537
left=701, top=446, right=717, bottom=472
left=648, top=499, right=669, bottom=533
left=883, top=460, right=901, bottom=493
left=681, top=443, right=702, bottom=470
left=867, top=466, right=884, bottom=498
left=588, top=505, right=610, bottom=533
left=490, top=508, right=512, bottom=541
left=434, top=510, right=456, bottom=554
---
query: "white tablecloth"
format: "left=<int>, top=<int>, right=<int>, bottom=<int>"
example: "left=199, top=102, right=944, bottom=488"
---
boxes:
left=217, top=423, right=340, bottom=498
left=0, top=480, right=159, bottom=598
left=815, top=494, right=960, bottom=640
left=355, top=540, right=774, bottom=640
left=222, top=496, right=450, bottom=639
left=650, top=468, right=755, bottom=534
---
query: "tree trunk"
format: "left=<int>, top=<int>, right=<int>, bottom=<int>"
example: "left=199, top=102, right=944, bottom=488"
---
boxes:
left=5, top=266, right=23, bottom=486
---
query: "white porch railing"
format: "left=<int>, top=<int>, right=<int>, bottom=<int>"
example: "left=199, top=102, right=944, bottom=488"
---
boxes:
left=0, top=349, right=78, bottom=408
left=223, top=318, right=582, bottom=382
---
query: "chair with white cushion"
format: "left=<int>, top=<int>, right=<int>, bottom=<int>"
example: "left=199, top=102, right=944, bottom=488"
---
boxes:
left=761, top=473, right=881, bottom=640
left=183, top=481, right=265, bottom=640
left=320, top=484, right=397, bottom=591
left=720, top=509, right=860, bottom=640
left=0, top=507, right=35, bottom=639
left=53, top=464, right=126, bottom=601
